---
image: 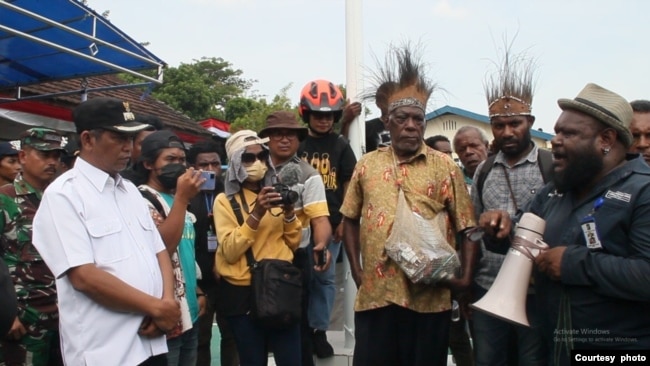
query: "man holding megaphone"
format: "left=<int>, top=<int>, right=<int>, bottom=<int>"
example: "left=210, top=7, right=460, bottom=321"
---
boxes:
left=490, top=84, right=650, bottom=366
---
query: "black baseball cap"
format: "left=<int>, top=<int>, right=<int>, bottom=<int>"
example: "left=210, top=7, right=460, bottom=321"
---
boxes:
left=140, top=130, right=186, bottom=161
left=0, top=142, right=18, bottom=157
left=73, top=97, right=151, bottom=134
left=63, top=137, right=80, bottom=157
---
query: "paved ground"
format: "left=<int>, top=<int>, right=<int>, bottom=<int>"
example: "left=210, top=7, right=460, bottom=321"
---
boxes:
left=209, top=265, right=458, bottom=365
left=209, top=325, right=457, bottom=366
left=209, top=325, right=221, bottom=364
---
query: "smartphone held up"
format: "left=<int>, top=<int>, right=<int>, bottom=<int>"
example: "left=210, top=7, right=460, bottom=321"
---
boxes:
left=200, top=171, right=216, bottom=191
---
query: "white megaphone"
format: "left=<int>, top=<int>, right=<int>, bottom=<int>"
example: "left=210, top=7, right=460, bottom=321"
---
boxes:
left=470, top=213, right=548, bottom=327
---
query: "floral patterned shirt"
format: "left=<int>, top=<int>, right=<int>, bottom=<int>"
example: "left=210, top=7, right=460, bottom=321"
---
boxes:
left=340, top=145, right=476, bottom=313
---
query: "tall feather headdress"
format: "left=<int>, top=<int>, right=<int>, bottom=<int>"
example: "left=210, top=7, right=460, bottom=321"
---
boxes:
left=364, top=42, right=437, bottom=115
left=484, top=39, right=537, bottom=118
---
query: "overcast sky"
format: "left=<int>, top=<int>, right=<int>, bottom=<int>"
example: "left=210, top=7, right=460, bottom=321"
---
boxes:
left=87, top=0, right=649, bottom=133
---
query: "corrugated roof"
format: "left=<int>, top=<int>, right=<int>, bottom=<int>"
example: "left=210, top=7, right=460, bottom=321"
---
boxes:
left=1, top=74, right=212, bottom=138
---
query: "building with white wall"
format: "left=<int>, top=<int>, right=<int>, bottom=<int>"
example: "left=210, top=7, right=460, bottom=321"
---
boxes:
left=425, top=105, right=554, bottom=164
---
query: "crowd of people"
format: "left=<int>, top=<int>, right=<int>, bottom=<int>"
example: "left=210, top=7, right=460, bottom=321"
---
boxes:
left=1, top=42, right=649, bottom=366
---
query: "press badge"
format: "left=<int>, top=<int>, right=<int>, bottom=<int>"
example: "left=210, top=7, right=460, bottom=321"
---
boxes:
left=207, top=232, right=218, bottom=252
left=580, top=217, right=602, bottom=250
left=580, top=197, right=605, bottom=250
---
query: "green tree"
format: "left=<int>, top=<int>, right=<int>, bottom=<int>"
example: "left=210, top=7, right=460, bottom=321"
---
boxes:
left=228, top=84, right=297, bottom=133
left=224, top=97, right=258, bottom=122
left=149, top=57, right=255, bottom=120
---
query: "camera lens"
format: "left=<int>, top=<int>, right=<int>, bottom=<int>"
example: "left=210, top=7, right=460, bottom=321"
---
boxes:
left=285, top=190, right=299, bottom=204
left=272, top=184, right=299, bottom=206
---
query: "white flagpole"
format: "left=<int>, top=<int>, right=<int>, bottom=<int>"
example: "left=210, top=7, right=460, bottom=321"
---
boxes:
left=345, top=0, right=365, bottom=157
left=343, top=0, right=363, bottom=350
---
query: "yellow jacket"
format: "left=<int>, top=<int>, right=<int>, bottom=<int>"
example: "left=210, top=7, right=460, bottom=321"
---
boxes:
left=213, top=188, right=302, bottom=285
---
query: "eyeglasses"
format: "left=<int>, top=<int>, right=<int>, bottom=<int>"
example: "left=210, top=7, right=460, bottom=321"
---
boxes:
left=241, top=150, right=269, bottom=164
left=269, top=130, right=298, bottom=141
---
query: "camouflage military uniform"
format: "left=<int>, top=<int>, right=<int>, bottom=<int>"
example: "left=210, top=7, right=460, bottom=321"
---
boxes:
left=0, top=128, right=64, bottom=366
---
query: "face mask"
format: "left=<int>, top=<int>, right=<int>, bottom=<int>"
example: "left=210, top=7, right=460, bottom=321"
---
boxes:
left=158, top=163, right=186, bottom=190
left=244, top=160, right=268, bottom=183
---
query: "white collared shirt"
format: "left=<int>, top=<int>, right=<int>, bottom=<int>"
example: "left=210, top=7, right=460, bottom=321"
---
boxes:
left=33, top=157, right=167, bottom=365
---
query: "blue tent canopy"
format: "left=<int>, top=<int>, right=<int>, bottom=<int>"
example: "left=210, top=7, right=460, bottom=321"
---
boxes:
left=0, top=0, right=165, bottom=91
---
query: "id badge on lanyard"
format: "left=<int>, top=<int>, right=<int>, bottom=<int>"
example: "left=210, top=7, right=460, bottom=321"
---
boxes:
left=580, top=197, right=604, bottom=250
left=207, top=231, right=218, bottom=252
left=205, top=192, right=218, bottom=252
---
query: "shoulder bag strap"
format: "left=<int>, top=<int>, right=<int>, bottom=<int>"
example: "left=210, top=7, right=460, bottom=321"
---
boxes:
left=229, top=192, right=257, bottom=268
left=139, top=188, right=167, bottom=219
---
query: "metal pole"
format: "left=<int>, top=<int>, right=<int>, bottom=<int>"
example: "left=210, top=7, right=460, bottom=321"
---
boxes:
left=0, top=83, right=154, bottom=104
left=344, top=0, right=364, bottom=350
left=0, top=1, right=161, bottom=67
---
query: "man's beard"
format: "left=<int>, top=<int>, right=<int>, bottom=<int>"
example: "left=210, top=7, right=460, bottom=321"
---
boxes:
left=499, top=130, right=532, bottom=158
left=553, top=147, right=603, bottom=193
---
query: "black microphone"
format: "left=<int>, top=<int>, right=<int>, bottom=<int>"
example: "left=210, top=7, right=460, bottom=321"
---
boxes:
left=277, top=163, right=302, bottom=187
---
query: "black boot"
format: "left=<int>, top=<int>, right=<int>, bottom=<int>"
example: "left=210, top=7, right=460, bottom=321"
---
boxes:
left=312, top=329, right=334, bottom=358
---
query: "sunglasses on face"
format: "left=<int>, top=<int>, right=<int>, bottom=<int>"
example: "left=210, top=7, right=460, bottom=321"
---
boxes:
left=241, top=150, right=269, bottom=164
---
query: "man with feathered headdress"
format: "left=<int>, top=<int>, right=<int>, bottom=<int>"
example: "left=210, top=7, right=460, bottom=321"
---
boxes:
left=470, top=45, right=549, bottom=365
left=340, top=43, right=479, bottom=365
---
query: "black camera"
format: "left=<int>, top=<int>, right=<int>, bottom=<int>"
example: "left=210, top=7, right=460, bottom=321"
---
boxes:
left=272, top=183, right=299, bottom=206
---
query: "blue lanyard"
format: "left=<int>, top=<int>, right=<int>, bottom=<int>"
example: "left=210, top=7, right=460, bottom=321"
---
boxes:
left=587, top=197, right=604, bottom=217
left=204, top=192, right=214, bottom=216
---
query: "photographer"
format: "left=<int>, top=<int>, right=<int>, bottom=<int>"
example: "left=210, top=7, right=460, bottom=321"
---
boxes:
left=260, top=111, right=332, bottom=366
left=214, top=130, right=302, bottom=366
left=133, top=130, right=204, bottom=365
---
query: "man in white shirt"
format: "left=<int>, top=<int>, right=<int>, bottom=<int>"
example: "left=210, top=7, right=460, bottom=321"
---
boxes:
left=33, top=97, right=180, bottom=366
